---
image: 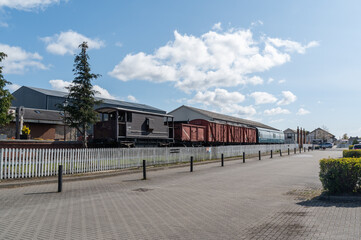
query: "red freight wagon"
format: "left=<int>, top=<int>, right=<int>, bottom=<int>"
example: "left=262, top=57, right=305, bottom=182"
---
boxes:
left=174, top=123, right=206, bottom=142
left=242, top=127, right=257, bottom=144
left=189, top=119, right=228, bottom=143
left=228, top=125, right=242, bottom=143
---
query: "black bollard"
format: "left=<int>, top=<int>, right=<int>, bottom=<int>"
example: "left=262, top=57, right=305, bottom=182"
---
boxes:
left=299, top=147, right=301, bottom=153
left=58, top=165, right=63, bottom=192
left=243, top=152, right=245, bottom=163
left=143, top=160, right=146, bottom=180
left=270, top=150, right=273, bottom=158
left=288, top=148, right=290, bottom=155
left=304, top=147, right=306, bottom=152
left=308, top=147, right=310, bottom=152
left=190, top=156, right=193, bottom=172
left=221, top=154, right=224, bottom=167
left=280, top=149, right=282, bottom=156
left=294, top=148, right=296, bottom=154
left=259, top=151, right=261, bottom=160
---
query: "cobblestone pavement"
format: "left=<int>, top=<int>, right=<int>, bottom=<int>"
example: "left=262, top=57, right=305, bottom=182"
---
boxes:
left=1, top=150, right=360, bottom=239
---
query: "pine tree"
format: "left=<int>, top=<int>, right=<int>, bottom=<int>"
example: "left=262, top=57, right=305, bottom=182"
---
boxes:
left=0, top=52, right=14, bottom=126
left=61, top=42, right=101, bottom=148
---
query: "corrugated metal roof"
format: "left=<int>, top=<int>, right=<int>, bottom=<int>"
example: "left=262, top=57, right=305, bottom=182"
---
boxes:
left=174, top=105, right=279, bottom=131
left=23, top=86, right=166, bottom=114
left=9, top=107, right=64, bottom=124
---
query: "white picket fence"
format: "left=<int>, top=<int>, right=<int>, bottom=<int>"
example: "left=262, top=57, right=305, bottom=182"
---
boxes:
left=0, top=144, right=302, bottom=180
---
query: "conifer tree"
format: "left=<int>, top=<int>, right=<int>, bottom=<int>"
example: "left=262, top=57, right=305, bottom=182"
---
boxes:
left=61, top=42, right=101, bottom=147
left=0, top=52, right=14, bottom=126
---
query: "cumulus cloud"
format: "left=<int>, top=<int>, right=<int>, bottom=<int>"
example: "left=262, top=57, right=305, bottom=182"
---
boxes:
left=0, top=0, right=61, bottom=11
left=267, top=78, right=274, bottom=84
left=189, top=88, right=256, bottom=118
left=278, top=79, right=286, bottom=84
left=49, top=79, right=116, bottom=99
left=0, top=43, right=47, bottom=74
left=277, top=91, right=297, bottom=105
left=127, top=95, right=137, bottom=102
left=109, top=26, right=317, bottom=92
left=296, top=108, right=310, bottom=115
left=268, top=38, right=319, bottom=54
left=212, top=22, right=222, bottom=31
left=264, top=107, right=290, bottom=116
left=250, top=91, right=277, bottom=105
left=189, top=88, right=245, bottom=107
left=41, top=30, right=105, bottom=55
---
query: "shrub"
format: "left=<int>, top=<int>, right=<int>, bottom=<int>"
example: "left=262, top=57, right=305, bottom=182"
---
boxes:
left=319, top=158, right=361, bottom=194
left=343, top=150, right=361, bottom=158
left=21, top=125, right=30, bottom=135
left=349, top=145, right=354, bottom=150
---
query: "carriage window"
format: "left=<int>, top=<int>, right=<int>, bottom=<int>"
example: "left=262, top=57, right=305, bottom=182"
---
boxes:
left=118, top=111, right=125, bottom=122
left=127, top=112, right=132, bottom=122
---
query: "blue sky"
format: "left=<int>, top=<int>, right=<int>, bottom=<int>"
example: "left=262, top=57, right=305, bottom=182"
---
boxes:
left=1, top=0, right=360, bottom=138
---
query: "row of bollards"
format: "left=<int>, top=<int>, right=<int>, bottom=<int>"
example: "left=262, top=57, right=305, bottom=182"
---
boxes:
left=57, top=146, right=307, bottom=192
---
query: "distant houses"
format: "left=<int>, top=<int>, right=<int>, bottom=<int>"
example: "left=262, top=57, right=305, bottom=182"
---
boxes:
left=283, top=127, right=336, bottom=144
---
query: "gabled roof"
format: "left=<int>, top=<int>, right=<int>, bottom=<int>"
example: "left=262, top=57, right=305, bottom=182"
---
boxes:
left=20, top=86, right=166, bottom=114
left=310, top=127, right=335, bottom=137
left=284, top=128, right=297, bottom=133
left=170, top=105, right=279, bottom=131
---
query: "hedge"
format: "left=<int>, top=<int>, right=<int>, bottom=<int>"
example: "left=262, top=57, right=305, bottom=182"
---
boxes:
left=343, top=150, right=361, bottom=158
left=349, top=145, right=354, bottom=150
left=319, top=158, right=361, bottom=194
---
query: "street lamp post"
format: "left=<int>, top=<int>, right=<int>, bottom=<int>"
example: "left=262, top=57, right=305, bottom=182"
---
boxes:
left=63, top=100, right=68, bottom=141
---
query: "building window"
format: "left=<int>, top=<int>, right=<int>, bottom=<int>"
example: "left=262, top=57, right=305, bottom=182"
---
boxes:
left=287, top=133, right=292, bottom=139
left=127, top=112, right=132, bottom=122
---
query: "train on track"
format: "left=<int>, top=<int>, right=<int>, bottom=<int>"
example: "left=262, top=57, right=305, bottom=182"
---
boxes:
left=93, top=105, right=285, bottom=147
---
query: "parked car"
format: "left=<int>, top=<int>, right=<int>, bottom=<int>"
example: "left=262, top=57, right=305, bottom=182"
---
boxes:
left=353, top=144, right=361, bottom=149
left=320, top=142, right=333, bottom=148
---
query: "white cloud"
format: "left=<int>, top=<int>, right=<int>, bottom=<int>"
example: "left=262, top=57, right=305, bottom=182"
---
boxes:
left=49, top=79, right=116, bottom=99
left=267, top=78, right=274, bottom=84
left=268, top=38, right=319, bottom=54
left=264, top=107, right=290, bottom=116
left=278, top=79, right=286, bottom=84
left=189, top=88, right=256, bottom=118
left=189, top=88, right=245, bottom=107
left=6, top=83, right=20, bottom=92
left=250, top=91, right=277, bottom=105
left=251, top=20, right=263, bottom=27
left=41, top=30, right=105, bottom=55
left=127, top=95, right=137, bottom=102
left=277, top=91, right=297, bottom=105
left=296, top=108, right=310, bottom=115
left=109, top=25, right=317, bottom=92
left=212, top=22, right=222, bottom=31
left=0, top=43, right=47, bottom=74
left=0, top=0, right=61, bottom=10
left=93, top=85, right=116, bottom=100
left=0, top=22, right=8, bottom=27
left=115, top=42, right=123, bottom=48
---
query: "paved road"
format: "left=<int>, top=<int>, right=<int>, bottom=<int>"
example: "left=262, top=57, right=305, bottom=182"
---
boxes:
left=0, top=149, right=360, bottom=239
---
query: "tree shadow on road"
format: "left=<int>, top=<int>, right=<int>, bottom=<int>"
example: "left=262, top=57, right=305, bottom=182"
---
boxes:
left=297, top=194, right=361, bottom=208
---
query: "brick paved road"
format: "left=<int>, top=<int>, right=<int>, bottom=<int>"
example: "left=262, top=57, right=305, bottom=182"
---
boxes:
left=0, top=150, right=360, bottom=239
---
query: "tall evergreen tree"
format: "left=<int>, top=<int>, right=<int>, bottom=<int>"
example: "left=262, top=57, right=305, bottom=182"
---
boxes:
left=61, top=42, right=101, bottom=148
left=0, top=52, right=14, bottom=126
